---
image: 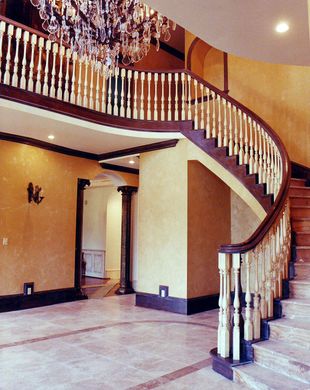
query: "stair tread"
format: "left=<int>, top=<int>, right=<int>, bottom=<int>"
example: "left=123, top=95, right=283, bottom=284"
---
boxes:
left=270, top=317, right=310, bottom=330
left=296, top=245, right=310, bottom=249
left=295, top=262, right=310, bottom=266
left=253, top=340, right=310, bottom=365
left=290, top=279, right=310, bottom=285
left=282, top=297, right=310, bottom=305
left=234, top=363, right=309, bottom=389
left=290, top=195, right=310, bottom=199
left=290, top=186, right=310, bottom=189
left=295, top=232, right=310, bottom=235
left=291, top=206, right=310, bottom=209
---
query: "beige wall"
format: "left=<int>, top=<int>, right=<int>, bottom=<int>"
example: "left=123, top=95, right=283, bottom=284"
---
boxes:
left=0, top=140, right=136, bottom=296
left=201, top=47, right=310, bottom=167
left=137, top=141, right=188, bottom=298
left=187, top=161, right=231, bottom=298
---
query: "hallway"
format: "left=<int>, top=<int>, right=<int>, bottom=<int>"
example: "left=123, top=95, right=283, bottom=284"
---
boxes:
left=0, top=296, right=245, bottom=389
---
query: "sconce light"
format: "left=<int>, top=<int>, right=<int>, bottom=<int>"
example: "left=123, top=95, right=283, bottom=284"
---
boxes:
left=27, top=182, right=44, bottom=204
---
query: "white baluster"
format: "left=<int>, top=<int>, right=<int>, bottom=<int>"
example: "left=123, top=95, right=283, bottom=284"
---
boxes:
left=120, top=68, right=126, bottom=117
left=95, top=64, right=101, bottom=111
left=147, top=72, right=152, bottom=120
left=113, top=67, right=119, bottom=115
left=228, top=102, right=233, bottom=155
left=223, top=99, right=228, bottom=147
left=200, top=83, right=204, bottom=129
left=187, top=74, right=192, bottom=120
left=161, top=73, right=165, bottom=120
left=244, top=114, right=249, bottom=164
left=218, top=263, right=223, bottom=354
left=12, top=27, right=22, bottom=87
left=212, top=92, right=216, bottom=138
left=101, top=68, right=107, bottom=113
left=267, top=232, right=274, bottom=317
left=206, top=87, right=211, bottom=138
left=56, top=45, right=64, bottom=99
left=232, top=253, right=241, bottom=361
left=174, top=73, right=179, bottom=121
left=238, top=109, right=244, bottom=164
left=269, top=140, right=275, bottom=195
left=248, top=117, right=254, bottom=174
left=253, top=121, right=259, bottom=174
left=257, top=125, right=263, bottom=183
left=253, top=248, right=261, bottom=339
left=260, top=242, right=268, bottom=319
left=28, top=33, right=37, bottom=92
left=49, top=42, right=58, bottom=98
left=262, top=129, right=267, bottom=184
left=139, top=71, right=145, bottom=120
left=4, top=24, right=14, bottom=85
left=181, top=72, right=185, bottom=120
left=35, top=37, right=44, bottom=94
left=43, top=40, right=51, bottom=96
left=89, top=60, right=95, bottom=109
left=126, top=69, right=132, bottom=118
left=233, top=106, right=239, bottom=156
left=133, top=71, right=138, bottom=119
left=0, top=21, right=6, bottom=82
left=168, top=73, right=172, bottom=121
left=63, top=48, right=71, bottom=102
left=219, top=253, right=231, bottom=358
left=70, top=52, right=77, bottom=104
left=83, top=58, right=89, bottom=107
left=217, top=96, right=222, bottom=147
left=154, top=73, right=158, bottom=120
left=266, top=134, right=271, bottom=194
left=194, top=79, right=198, bottom=129
left=107, top=69, right=112, bottom=114
left=244, top=252, right=253, bottom=341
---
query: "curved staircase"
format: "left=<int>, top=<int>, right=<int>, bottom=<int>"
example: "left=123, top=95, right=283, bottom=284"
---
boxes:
left=0, top=14, right=308, bottom=388
left=233, top=176, right=310, bottom=389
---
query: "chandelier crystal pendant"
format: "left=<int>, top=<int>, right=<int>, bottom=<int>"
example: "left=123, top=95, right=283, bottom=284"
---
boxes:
left=30, top=0, right=176, bottom=73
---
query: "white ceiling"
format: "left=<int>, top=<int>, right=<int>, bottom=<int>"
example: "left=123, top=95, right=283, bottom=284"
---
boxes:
left=0, top=99, right=182, bottom=161
left=146, top=0, right=310, bottom=66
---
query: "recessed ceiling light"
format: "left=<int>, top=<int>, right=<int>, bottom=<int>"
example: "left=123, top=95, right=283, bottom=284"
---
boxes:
left=48, top=134, right=55, bottom=140
left=275, top=22, right=289, bottom=33
left=129, top=159, right=135, bottom=165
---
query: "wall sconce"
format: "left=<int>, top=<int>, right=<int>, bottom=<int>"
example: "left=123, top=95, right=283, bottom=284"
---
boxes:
left=27, top=182, right=44, bottom=204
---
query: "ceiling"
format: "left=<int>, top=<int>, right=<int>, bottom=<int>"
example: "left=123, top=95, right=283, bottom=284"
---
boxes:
left=146, top=0, right=310, bottom=66
left=0, top=99, right=182, bottom=169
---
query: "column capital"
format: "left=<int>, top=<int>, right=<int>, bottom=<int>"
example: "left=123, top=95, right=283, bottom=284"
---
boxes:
left=117, top=186, right=138, bottom=196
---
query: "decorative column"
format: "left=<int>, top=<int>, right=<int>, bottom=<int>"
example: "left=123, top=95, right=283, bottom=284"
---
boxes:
left=116, top=186, right=138, bottom=295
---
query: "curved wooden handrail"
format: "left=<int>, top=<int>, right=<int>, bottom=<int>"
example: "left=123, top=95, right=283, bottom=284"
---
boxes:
left=183, top=69, right=291, bottom=254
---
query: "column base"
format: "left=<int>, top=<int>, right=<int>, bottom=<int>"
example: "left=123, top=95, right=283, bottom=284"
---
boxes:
left=115, top=286, right=135, bottom=295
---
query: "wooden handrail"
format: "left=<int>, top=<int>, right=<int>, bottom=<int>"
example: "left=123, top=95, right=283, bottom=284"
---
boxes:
left=0, top=15, right=50, bottom=41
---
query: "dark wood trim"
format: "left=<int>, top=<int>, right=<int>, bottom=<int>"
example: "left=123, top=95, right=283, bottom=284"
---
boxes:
left=291, top=161, right=310, bottom=183
left=98, top=139, right=179, bottom=161
left=135, top=292, right=219, bottom=315
left=100, top=163, right=139, bottom=175
left=0, top=288, right=86, bottom=313
left=223, top=52, right=229, bottom=93
left=0, top=131, right=99, bottom=160
left=75, top=179, right=90, bottom=292
left=0, top=84, right=192, bottom=133
left=150, top=37, right=185, bottom=62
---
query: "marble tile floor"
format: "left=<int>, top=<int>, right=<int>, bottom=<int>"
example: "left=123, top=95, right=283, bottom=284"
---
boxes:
left=0, top=295, right=247, bottom=389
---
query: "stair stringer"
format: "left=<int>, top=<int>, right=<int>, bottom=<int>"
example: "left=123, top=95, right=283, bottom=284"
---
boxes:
left=185, top=139, right=266, bottom=220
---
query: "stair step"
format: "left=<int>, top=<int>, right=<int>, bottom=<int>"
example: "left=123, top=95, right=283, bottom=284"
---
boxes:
left=290, top=196, right=310, bottom=207
left=281, top=297, right=310, bottom=319
left=292, top=218, right=310, bottom=231
left=253, top=340, right=310, bottom=383
left=289, top=186, right=310, bottom=197
left=294, top=262, right=310, bottom=278
left=296, top=246, right=310, bottom=261
left=291, top=206, right=310, bottom=218
left=269, top=318, right=310, bottom=349
left=290, top=178, right=307, bottom=187
left=290, top=279, right=310, bottom=298
left=295, top=232, right=310, bottom=246
left=234, top=363, right=309, bottom=390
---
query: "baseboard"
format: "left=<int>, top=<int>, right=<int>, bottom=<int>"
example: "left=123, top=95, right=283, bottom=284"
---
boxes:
left=135, top=292, right=219, bottom=315
left=0, top=287, right=87, bottom=313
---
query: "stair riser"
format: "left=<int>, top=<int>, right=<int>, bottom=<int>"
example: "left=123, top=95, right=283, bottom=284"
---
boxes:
left=292, top=220, right=310, bottom=231
left=291, top=179, right=306, bottom=187
left=296, top=235, right=310, bottom=245
left=296, top=248, right=310, bottom=260
left=290, top=283, right=310, bottom=298
left=281, top=301, right=310, bottom=319
left=233, top=369, right=270, bottom=390
left=253, top=346, right=310, bottom=383
left=289, top=188, right=310, bottom=197
left=269, top=323, right=310, bottom=350
left=291, top=208, right=310, bottom=218
left=291, top=198, right=310, bottom=207
left=295, top=265, right=310, bottom=278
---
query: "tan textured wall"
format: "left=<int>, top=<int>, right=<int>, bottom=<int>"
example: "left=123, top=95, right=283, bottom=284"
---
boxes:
left=231, top=190, right=261, bottom=244
left=202, top=48, right=310, bottom=167
left=187, top=161, right=231, bottom=298
left=137, top=141, right=188, bottom=298
left=0, top=140, right=137, bottom=296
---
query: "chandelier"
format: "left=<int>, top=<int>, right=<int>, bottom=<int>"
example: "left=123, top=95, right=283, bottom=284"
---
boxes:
left=30, top=0, right=176, bottom=73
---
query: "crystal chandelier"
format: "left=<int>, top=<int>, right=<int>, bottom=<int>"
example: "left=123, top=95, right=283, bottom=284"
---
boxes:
left=30, top=0, right=176, bottom=73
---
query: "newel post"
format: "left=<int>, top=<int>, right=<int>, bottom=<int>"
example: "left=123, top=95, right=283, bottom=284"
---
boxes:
left=116, top=186, right=137, bottom=295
